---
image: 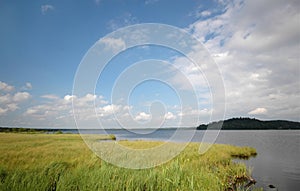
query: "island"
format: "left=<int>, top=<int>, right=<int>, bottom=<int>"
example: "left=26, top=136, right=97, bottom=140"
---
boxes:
left=197, top=117, right=300, bottom=130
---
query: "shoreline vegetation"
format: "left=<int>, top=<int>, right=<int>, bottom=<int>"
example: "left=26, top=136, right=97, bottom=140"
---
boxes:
left=1, top=118, right=299, bottom=133
left=0, top=133, right=259, bottom=191
left=197, top=117, right=300, bottom=130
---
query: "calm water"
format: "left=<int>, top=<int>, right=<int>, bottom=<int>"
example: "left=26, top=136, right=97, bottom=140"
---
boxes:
left=65, top=129, right=300, bottom=191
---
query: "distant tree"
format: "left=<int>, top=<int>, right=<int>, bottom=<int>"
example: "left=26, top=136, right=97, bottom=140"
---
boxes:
left=197, top=117, right=300, bottom=130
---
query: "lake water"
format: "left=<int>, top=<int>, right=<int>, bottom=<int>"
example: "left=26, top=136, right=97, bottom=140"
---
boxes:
left=65, top=129, right=300, bottom=191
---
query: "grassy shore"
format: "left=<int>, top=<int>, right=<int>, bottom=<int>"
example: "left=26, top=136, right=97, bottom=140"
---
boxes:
left=0, top=133, right=257, bottom=191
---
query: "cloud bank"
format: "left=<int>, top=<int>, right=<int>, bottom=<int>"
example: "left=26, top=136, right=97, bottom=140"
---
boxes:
left=188, top=0, right=300, bottom=121
left=1, top=0, right=299, bottom=127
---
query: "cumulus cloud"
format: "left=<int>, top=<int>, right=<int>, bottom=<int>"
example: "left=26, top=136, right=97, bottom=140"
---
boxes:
left=170, top=57, right=204, bottom=89
left=187, top=0, right=300, bottom=121
left=0, top=81, right=32, bottom=116
left=248, top=107, right=268, bottom=115
left=1, top=0, right=299, bottom=126
left=41, top=4, right=54, bottom=15
left=97, top=104, right=121, bottom=117
left=5, top=89, right=171, bottom=127
left=73, top=94, right=108, bottom=106
left=23, top=94, right=87, bottom=126
left=64, top=94, right=77, bottom=102
left=7, top=103, right=19, bottom=111
left=20, top=93, right=120, bottom=127
left=0, top=94, right=10, bottom=104
left=164, top=112, right=176, bottom=120
left=0, top=81, right=14, bottom=92
left=135, top=112, right=151, bottom=121
left=13, top=92, right=31, bottom=102
left=0, top=102, right=19, bottom=115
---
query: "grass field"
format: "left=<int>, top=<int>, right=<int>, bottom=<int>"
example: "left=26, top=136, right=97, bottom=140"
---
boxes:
left=0, top=133, right=258, bottom=191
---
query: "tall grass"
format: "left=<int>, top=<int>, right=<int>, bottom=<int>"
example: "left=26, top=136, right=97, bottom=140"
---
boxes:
left=0, top=133, right=257, bottom=191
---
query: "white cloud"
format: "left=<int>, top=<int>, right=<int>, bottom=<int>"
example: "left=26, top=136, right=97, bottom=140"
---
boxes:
left=0, top=94, right=10, bottom=104
left=25, top=108, right=38, bottom=115
left=178, top=108, right=211, bottom=117
left=170, top=56, right=209, bottom=91
left=20, top=93, right=116, bottom=127
left=22, top=82, right=32, bottom=90
left=79, top=93, right=96, bottom=102
left=72, top=93, right=107, bottom=107
left=64, top=94, right=77, bottom=102
left=7, top=103, right=19, bottom=111
left=0, top=107, right=7, bottom=115
left=1, top=0, right=300, bottom=126
left=0, top=81, right=14, bottom=92
left=13, top=92, right=31, bottom=102
left=164, top=112, right=176, bottom=120
left=248, top=108, right=268, bottom=115
left=0, top=81, right=31, bottom=116
left=107, top=12, right=138, bottom=31
left=41, top=4, right=54, bottom=15
left=187, top=0, right=300, bottom=121
left=0, top=83, right=202, bottom=127
left=103, top=105, right=118, bottom=113
left=1, top=92, right=30, bottom=105
left=97, top=104, right=121, bottom=117
left=135, top=112, right=151, bottom=121
left=26, top=82, right=32, bottom=89
left=99, top=37, right=126, bottom=53
left=41, top=94, right=59, bottom=100
left=23, top=95, right=74, bottom=125
left=199, top=10, right=212, bottom=17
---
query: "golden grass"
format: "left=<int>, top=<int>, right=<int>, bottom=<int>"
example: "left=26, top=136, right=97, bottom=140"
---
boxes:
left=0, top=133, right=257, bottom=191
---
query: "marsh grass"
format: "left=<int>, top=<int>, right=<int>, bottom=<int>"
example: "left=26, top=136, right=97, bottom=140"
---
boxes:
left=0, top=133, right=257, bottom=191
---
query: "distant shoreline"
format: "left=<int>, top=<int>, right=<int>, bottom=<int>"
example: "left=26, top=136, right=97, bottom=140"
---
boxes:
left=1, top=127, right=300, bottom=134
left=1, top=117, right=300, bottom=132
left=196, top=117, right=300, bottom=130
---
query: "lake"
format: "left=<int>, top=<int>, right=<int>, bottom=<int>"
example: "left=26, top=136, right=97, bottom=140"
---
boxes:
left=64, top=129, right=300, bottom=191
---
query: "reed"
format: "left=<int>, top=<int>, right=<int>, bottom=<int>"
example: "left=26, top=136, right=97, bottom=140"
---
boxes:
left=0, top=133, right=257, bottom=191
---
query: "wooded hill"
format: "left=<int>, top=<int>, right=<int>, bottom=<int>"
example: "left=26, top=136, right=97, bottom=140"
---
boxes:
left=197, top=117, right=300, bottom=130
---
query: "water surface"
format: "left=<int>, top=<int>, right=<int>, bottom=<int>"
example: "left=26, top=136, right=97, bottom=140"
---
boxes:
left=65, top=129, right=300, bottom=190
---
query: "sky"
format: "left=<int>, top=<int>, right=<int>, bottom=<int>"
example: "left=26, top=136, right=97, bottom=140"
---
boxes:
left=0, top=0, right=299, bottom=128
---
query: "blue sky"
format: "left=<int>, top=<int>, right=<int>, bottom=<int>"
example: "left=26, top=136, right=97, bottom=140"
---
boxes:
left=0, top=0, right=209, bottom=95
left=0, top=0, right=299, bottom=128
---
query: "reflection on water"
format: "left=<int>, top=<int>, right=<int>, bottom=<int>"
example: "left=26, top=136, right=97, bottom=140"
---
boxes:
left=211, top=130, right=300, bottom=191
left=67, top=129, right=300, bottom=191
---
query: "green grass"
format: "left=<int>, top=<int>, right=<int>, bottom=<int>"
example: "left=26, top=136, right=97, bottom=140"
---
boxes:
left=0, top=133, right=257, bottom=191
